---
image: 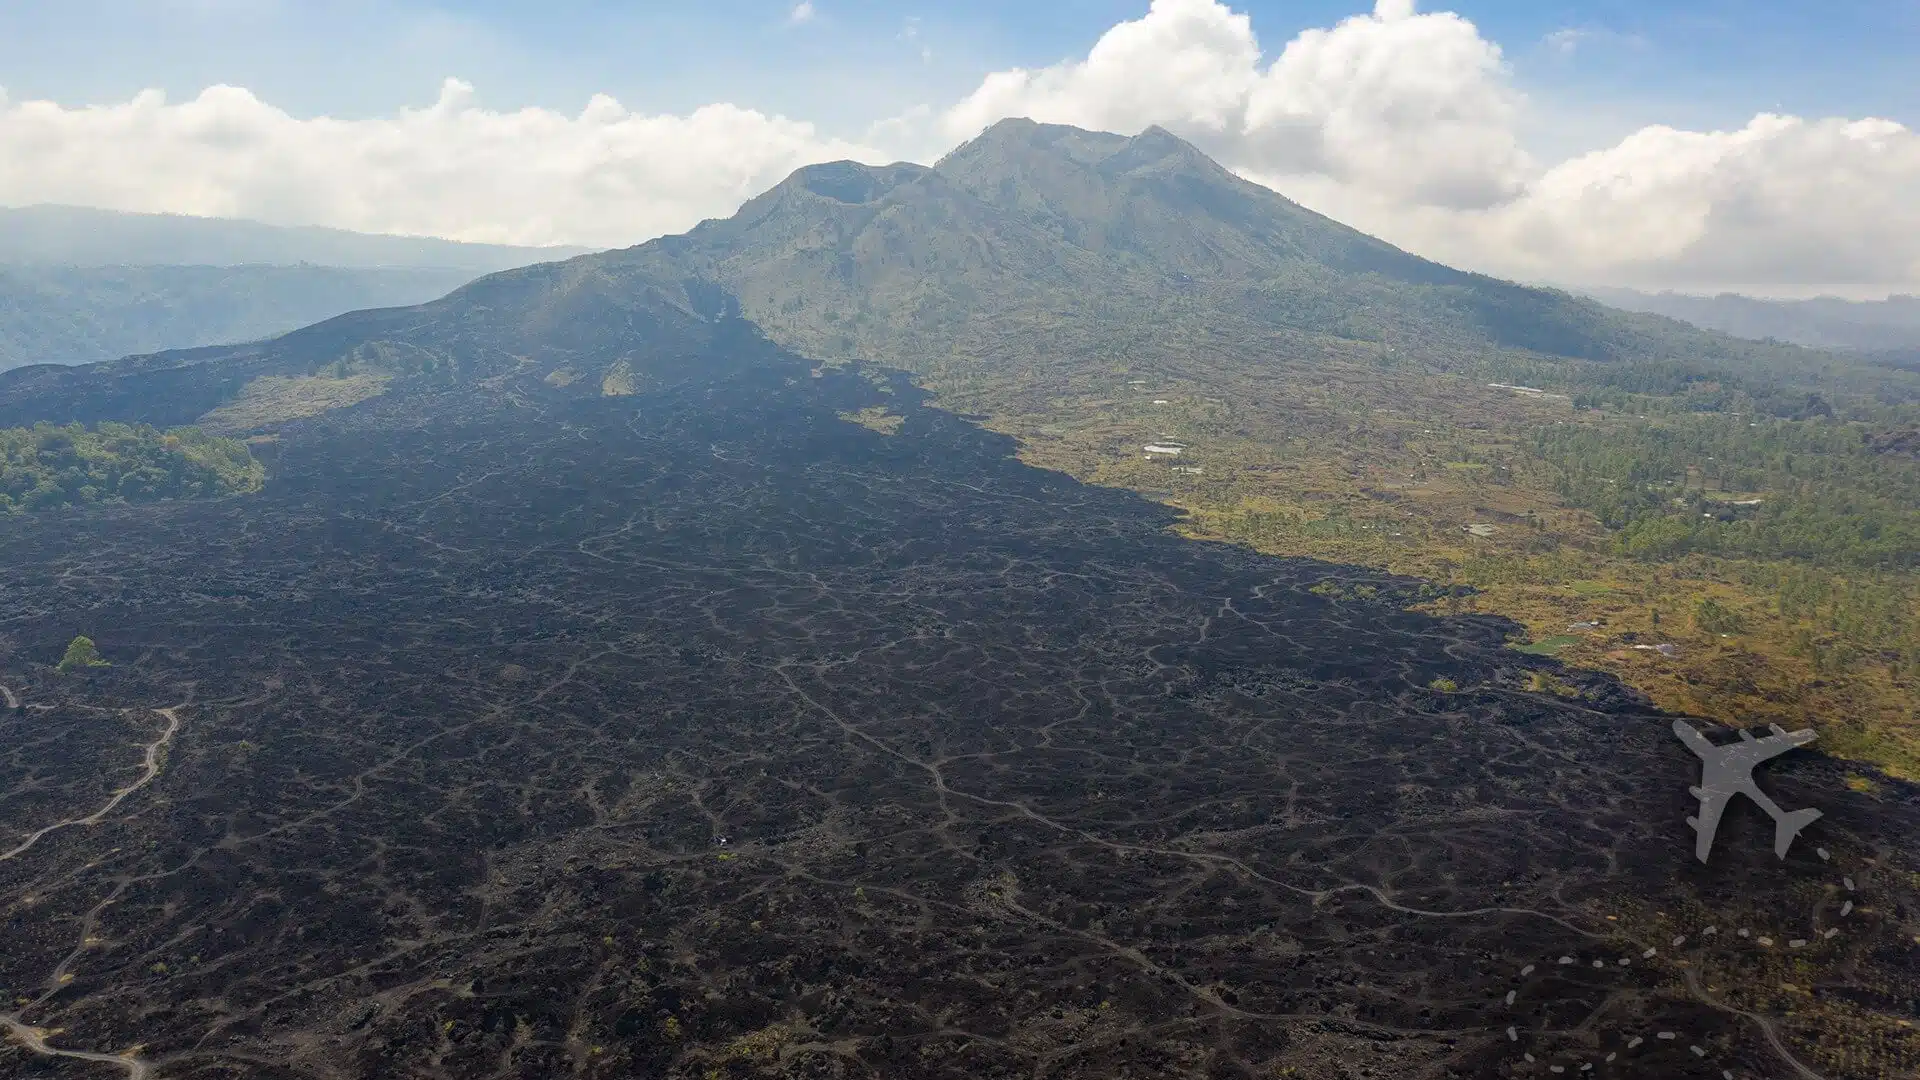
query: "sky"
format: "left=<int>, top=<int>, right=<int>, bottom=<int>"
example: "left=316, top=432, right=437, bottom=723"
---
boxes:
left=1, top=0, right=1916, bottom=295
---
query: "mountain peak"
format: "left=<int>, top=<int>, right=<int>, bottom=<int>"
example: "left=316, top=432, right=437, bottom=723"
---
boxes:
left=774, top=159, right=929, bottom=205
left=937, top=118, right=1238, bottom=195
left=937, top=117, right=1132, bottom=170
left=1127, top=124, right=1209, bottom=160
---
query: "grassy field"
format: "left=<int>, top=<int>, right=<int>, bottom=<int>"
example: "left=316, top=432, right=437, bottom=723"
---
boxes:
left=197, top=373, right=392, bottom=434
left=931, top=355, right=1920, bottom=781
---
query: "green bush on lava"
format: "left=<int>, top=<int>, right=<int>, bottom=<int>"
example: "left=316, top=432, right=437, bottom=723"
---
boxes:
left=56, top=635, right=109, bottom=672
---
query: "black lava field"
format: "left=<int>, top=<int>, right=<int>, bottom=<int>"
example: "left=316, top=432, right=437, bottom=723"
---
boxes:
left=1, top=353, right=1913, bottom=1080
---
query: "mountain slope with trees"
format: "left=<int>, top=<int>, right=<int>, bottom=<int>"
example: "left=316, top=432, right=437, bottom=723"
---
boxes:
left=6, top=119, right=1899, bottom=420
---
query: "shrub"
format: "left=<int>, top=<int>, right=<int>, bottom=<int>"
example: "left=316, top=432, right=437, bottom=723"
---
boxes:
left=55, top=635, right=109, bottom=672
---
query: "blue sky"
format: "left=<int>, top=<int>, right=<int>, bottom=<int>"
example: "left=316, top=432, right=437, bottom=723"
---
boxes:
left=0, top=0, right=1912, bottom=145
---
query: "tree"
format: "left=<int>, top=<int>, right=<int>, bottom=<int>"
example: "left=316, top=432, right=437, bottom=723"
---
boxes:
left=1694, top=597, right=1746, bottom=635
left=56, top=635, right=109, bottom=672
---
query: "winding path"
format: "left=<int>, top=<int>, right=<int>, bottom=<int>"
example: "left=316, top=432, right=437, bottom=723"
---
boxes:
left=0, top=702, right=184, bottom=863
left=0, top=683, right=180, bottom=1077
left=1681, top=966, right=1826, bottom=1080
left=0, top=1015, right=152, bottom=1079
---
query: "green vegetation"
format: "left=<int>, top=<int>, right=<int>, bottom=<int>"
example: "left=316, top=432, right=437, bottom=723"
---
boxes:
left=1534, top=413, right=1920, bottom=568
left=838, top=406, right=906, bottom=435
left=196, top=374, right=391, bottom=434
left=1515, top=635, right=1581, bottom=656
left=1, top=421, right=264, bottom=511
left=939, top=353, right=1920, bottom=778
left=56, top=635, right=108, bottom=672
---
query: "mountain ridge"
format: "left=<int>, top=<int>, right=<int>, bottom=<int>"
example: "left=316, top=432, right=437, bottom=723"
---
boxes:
left=0, top=117, right=1880, bottom=430
left=0, top=203, right=594, bottom=271
left=0, top=205, right=600, bottom=374
left=613, top=118, right=1828, bottom=381
left=0, top=263, right=492, bottom=373
left=1582, top=285, right=1920, bottom=352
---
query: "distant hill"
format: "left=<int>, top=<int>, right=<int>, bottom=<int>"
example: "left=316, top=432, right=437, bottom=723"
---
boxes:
left=1584, top=286, right=1920, bottom=352
left=0, top=206, right=596, bottom=371
left=0, top=204, right=593, bottom=271
left=0, top=263, right=485, bottom=370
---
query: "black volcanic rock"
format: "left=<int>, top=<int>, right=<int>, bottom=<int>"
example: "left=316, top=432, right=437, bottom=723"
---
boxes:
left=3, top=353, right=1911, bottom=1079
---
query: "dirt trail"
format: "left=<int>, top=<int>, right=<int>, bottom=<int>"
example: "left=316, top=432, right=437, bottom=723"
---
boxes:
left=0, top=1015, right=151, bottom=1079
left=0, top=703, right=184, bottom=863
left=1682, top=967, right=1825, bottom=1080
left=0, top=686, right=180, bottom=1077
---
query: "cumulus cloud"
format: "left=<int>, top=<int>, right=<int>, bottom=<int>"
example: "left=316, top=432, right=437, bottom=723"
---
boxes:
left=1543, top=28, right=1586, bottom=55
left=0, top=78, right=882, bottom=247
left=939, top=0, right=1528, bottom=209
left=787, top=2, right=816, bottom=26
left=1, top=0, right=1916, bottom=290
left=1240, top=0, right=1528, bottom=207
left=940, top=0, right=1261, bottom=143
left=937, top=0, right=1917, bottom=289
left=1228, top=110, right=1920, bottom=292
left=1488, top=114, right=1920, bottom=288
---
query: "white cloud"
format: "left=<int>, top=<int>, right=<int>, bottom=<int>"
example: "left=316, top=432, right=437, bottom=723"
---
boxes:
left=900, top=15, right=931, bottom=60
left=1540, top=26, right=1647, bottom=58
left=935, top=0, right=1917, bottom=289
left=938, top=0, right=1527, bottom=210
left=0, top=78, right=882, bottom=247
left=1229, top=110, right=1920, bottom=292
left=1240, top=0, right=1528, bottom=208
left=1487, top=114, right=1920, bottom=289
left=0, top=0, right=1915, bottom=290
left=940, top=0, right=1261, bottom=144
left=1544, top=28, right=1586, bottom=55
left=787, top=2, right=816, bottom=25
